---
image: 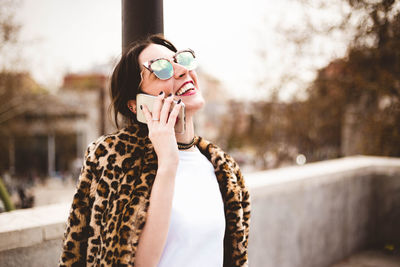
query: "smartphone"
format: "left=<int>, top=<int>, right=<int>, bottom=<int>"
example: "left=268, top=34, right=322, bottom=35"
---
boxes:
left=136, top=93, right=186, bottom=134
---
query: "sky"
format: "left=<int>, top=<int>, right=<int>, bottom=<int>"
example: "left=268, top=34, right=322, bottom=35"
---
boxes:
left=14, top=0, right=350, bottom=100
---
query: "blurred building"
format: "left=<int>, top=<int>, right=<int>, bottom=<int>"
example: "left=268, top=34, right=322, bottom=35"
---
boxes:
left=0, top=73, right=114, bottom=179
left=59, top=73, right=114, bottom=148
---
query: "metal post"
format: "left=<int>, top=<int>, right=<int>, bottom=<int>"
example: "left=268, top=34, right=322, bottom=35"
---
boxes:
left=122, top=0, right=164, bottom=52
left=48, top=133, right=56, bottom=177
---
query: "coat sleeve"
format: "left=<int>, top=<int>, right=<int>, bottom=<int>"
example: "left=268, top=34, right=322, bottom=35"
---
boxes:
left=235, top=166, right=251, bottom=246
left=59, top=141, right=98, bottom=267
left=225, top=155, right=251, bottom=267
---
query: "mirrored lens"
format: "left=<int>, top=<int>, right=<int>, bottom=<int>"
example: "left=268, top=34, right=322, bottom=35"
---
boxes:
left=176, top=51, right=197, bottom=70
left=150, top=59, right=173, bottom=80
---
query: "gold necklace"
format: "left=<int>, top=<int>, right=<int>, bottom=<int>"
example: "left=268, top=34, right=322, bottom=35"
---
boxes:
left=177, top=136, right=198, bottom=150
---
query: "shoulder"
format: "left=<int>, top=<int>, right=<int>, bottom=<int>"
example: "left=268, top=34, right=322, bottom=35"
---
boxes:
left=85, top=125, right=149, bottom=163
left=196, top=136, right=240, bottom=172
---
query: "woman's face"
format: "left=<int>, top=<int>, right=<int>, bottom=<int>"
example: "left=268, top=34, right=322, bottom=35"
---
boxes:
left=138, top=44, right=205, bottom=116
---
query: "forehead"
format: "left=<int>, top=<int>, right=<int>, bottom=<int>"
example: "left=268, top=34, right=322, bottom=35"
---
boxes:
left=139, top=44, right=175, bottom=64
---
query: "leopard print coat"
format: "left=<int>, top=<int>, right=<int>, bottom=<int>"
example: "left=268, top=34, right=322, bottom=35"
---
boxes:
left=59, top=124, right=250, bottom=267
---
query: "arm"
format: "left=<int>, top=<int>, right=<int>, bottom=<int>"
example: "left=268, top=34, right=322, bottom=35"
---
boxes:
left=59, top=142, right=97, bottom=267
left=135, top=93, right=182, bottom=267
left=135, top=163, right=178, bottom=267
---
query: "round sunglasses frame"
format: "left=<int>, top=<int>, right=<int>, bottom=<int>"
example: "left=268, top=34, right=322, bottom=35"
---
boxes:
left=142, top=49, right=197, bottom=80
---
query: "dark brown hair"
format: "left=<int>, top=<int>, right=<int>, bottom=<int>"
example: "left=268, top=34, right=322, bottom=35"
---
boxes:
left=109, top=34, right=177, bottom=129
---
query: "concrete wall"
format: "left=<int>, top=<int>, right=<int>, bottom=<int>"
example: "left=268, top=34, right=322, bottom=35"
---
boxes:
left=0, top=203, right=69, bottom=267
left=247, top=156, right=400, bottom=267
left=0, top=156, right=399, bottom=267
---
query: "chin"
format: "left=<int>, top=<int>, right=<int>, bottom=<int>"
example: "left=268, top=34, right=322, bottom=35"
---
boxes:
left=184, top=95, right=205, bottom=116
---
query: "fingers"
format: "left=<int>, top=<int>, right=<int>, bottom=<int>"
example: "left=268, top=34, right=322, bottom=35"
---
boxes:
left=167, top=100, right=182, bottom=128
left=159, top=94, right=174, bottom=124
left=141, top=104, right=153, bottom=123
left=152, top=91, right=164, bottom=120
left=142, top=91, right=181, bottom=131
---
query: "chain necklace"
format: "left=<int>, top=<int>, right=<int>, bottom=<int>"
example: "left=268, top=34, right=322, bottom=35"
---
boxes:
left=177, top=136, right=199, bottom=150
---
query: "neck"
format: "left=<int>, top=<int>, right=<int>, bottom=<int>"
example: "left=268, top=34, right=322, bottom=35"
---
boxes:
left=175, top=115, right=195, bottom=144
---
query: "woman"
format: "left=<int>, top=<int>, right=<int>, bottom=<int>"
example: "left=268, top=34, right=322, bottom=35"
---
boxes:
left=59, top=34, right=250, bottom=267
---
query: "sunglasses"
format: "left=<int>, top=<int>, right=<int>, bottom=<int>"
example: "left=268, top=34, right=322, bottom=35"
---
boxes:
left=142, top=49, right=197, bottom=80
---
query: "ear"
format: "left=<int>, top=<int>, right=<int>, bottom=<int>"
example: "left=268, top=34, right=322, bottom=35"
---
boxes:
left=127, top=100, right=137, bottom=114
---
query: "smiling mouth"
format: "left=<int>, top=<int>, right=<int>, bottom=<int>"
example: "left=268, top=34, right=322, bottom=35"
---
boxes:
left=176, top=82, right=195, bottom=96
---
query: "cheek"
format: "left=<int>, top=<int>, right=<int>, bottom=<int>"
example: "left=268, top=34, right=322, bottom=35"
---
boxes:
left=142, top=79, right=174, bottom=95
left=190, top=71, right=200, bottom=88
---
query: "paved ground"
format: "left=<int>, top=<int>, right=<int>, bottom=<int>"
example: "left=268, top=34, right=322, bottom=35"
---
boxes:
left=332, top=250, right=400, bottom=267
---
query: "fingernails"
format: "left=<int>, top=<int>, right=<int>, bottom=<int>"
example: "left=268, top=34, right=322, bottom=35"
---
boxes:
left=167, top=93, right=172, bottom=97
left=159, top=91, right=164, bottom=95
left=140, top=105, right=143, bottom=110
left=177, top=99, right=182, bottom=104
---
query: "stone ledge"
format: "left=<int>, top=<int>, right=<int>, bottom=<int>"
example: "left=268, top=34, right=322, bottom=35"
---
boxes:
left=0, top=202, right=70, bottom=251
left=246, top=155, right=400, bottom=193
left=246, top=155, right=400, bottom=267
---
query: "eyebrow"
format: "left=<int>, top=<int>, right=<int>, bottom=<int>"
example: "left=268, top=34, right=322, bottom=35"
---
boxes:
left=148, top=49, right=184, bottom=63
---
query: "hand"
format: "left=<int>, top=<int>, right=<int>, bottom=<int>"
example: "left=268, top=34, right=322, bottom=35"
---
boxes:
left=141, top=92, right=182, bottom=167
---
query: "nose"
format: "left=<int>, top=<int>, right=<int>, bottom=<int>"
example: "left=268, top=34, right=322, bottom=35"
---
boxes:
left=173, top=62, right=188, bottom=79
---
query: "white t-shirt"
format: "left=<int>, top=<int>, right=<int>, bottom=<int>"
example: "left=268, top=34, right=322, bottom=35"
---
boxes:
left=157, top=147, right=226, bottom=267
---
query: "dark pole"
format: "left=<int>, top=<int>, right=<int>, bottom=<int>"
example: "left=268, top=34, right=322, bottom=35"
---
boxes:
left=122, top=0, right=164, bottom=53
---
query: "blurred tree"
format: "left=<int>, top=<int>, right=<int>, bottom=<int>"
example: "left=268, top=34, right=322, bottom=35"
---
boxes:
left=0, top=0, right=26, bottom=124
left=304, top=0, right=400, bottom=157
left=0, top=0, right=47, bottom=175
left=0, top=0, right=20, bottom=56
left=0, top=0, right=21, bottom=174
left=220, top=0, right=399, bottom=170
left=221, top=100, right=304, bottom=169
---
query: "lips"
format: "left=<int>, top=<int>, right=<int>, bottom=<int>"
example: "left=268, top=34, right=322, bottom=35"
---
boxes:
left=176, top=81, right=196, bottom=96
left=179, top=87, right=196, bottom=96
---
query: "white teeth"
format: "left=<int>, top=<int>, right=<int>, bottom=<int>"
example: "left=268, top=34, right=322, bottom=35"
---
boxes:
left=176, top=83, right=194, bottom=96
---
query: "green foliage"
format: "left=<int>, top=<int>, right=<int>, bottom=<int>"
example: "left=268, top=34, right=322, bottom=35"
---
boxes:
left=0, top=177, right=15, bottom=211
